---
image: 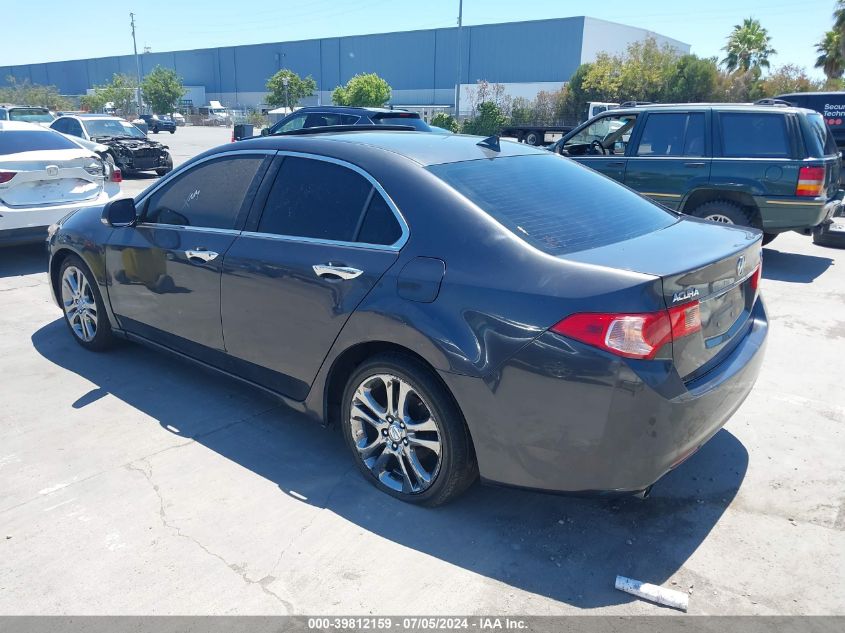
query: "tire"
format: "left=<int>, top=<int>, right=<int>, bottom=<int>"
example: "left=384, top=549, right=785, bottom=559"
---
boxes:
left=155, top=153, right=174, bottom=177
left=689, top=200, right=754, bottom=228
left=152, top=128, right=159, bottom=134
left=525, top=130, right=541, bottom=146
left=341, top=353, right=477, bottom=506
left=813, top=223, right=845, bottom=248
left=762, top=232, right=778, bottom=246
left=58, top=255, right=115, bottom=352
left=169, top=129, right=175, bottom=134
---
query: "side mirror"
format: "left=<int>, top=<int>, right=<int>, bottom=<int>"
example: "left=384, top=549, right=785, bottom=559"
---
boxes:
left=101, top=197, right=137, bottom=228
left=260, top=127, right=270, bottom=137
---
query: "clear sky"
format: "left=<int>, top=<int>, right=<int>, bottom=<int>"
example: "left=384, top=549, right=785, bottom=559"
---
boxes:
left=0, top=0, right=835, bottom=78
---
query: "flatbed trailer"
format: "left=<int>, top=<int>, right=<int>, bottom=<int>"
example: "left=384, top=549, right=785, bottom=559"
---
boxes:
left=499, top=124, right=575, bottom=146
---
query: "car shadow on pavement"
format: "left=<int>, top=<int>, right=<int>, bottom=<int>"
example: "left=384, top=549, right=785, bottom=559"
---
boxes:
left=0, top=243, right=48, bottom=278
left=32, top=318, right=748, bottom=610
left=762, top=246, right=833, bottom=283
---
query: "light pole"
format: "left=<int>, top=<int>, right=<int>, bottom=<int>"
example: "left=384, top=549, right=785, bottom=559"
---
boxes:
left=454, top=0, right=463, bottom=119
left=282, top=75, right=290, bottom=113
left=130, top=12, right=143, bottom=114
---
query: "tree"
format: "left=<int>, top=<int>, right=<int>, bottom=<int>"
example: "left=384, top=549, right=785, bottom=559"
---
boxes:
left=86, top=74, right=137, bottom=116
left=332, top=73, right=391, bottom=107
left=265, top=69, right=317, bottom=109
left=141, top=66, right=186, bottom=115
left=757, top=64, right=824, bottom=96
left=461, top=101, right=508, bottom=136
left=816, top=30, right=844, bottom=80
left=79, top=90, right=109, bottom=113
left=721, top=18, right=776, bottom=74
left=664, top=55, right=719, bottom=102
left=0, top=77, right=71, bottom=110
left=430, top=112, right=459, bottom=132
left=618, top=37, right=679, bottom=102
left=835, top=1, right=845, bottom=58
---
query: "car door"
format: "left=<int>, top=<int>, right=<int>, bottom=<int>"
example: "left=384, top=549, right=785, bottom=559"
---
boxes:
left=624, top=111, right=711, bottom=210
left=220, top=153, right=405, bottom=400
left=105, top=151, right=271, bottom=357
left=560, top=113, right=639, bottom=182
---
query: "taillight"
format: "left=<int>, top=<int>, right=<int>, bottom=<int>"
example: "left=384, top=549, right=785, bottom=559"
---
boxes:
left=0, top=171, right=16, bottom=184
left=797, top=166, right=825, bottom=197
left=750, top=263, right=762, bottom=292
left=110, top=168, right=122, bottom=183
left=551, top=301, right=702, bottom=360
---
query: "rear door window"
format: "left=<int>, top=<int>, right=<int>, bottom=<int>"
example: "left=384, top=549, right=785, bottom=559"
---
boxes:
left=635, top=112, right=706, bottom=157
left=428, top=154, right=676, bottom=256
left=719, top=112, right=790, bottom=158
left=257, top=157, right=373, bottom=242
left=0, top=129, right=82, bottom=155
left=144, top=155, right=266, bottom=229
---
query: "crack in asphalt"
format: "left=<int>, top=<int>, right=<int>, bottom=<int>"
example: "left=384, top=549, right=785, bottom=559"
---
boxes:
left=126, top=457, right=295, bottom=613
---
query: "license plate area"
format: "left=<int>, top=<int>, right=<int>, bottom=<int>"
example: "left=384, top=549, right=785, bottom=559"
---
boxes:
left=701, top=284, right=746, bottom=349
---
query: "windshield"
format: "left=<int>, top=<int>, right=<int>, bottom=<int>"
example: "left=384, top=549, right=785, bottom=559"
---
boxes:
left=83, top=119, right=145, bottom=139
left=0, top=129, right=82, bottom=155
left=427, top=154, right=676, bottom=256
left=9, top=108, right=54, bottom=123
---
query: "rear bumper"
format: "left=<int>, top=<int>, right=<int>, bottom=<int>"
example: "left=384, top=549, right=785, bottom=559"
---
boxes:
left=757, top=196, right=837, bottom=233
left=440, top=299, right=768, bottom=494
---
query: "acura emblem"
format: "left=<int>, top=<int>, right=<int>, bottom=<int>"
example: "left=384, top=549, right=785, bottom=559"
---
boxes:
left=46, top=165, right=59, bottom=177
left=736, top=255, right=745, bottom=277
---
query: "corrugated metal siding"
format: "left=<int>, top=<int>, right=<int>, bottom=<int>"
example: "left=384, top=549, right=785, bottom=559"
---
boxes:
left=1, top=17, right=686, bottom=105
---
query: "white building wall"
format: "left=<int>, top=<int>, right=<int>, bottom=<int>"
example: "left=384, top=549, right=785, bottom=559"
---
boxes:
left=580, top=17, right=691, bottom=64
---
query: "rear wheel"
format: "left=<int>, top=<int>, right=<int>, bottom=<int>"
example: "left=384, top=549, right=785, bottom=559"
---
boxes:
left=341, top=353, right=477, bottom=506
left=762, top=233, right=778, bottom=246
left=689, top=200, right=754, bottom=228
left=524, top=130, right=542, bottom=146
left=59, top=255, right=115, bottom=351
left=169, top=129, right=175, bottom=134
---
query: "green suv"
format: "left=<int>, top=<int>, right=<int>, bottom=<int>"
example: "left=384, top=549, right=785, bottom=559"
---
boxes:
left=553, top=103, right=841, bottom=245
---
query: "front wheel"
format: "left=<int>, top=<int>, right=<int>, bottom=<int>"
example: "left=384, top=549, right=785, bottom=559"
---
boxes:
left=524, top=130, right=542, bottom=146
left=169, top=129, right=175, bottom=134
left=155, top=153, right=174, bottom=177
left=341, top=354, right=477, bottom=506
left=59, top=255, right=115, bottom=351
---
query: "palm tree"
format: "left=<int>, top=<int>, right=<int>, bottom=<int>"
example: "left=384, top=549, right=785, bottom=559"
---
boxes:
left=833, top=1, right=845, bottom=57
left=721, top=18, right=776, bottom=73
left=816, top=30, right=844, bottom=79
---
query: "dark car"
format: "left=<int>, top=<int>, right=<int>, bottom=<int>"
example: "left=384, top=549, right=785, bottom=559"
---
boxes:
left=50, top=115, right=173, bottom=176
left=552, top=103, right=841, bottom=246
left=46, top=130, right=767, bottom=506
left=252, top=106, right=431, bottom=140
left=138, top=114, right=177, bottom=134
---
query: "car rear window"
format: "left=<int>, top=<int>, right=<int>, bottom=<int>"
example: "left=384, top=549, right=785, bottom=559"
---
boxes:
left=0, top=129, right=82, bottom=155
left=719, top=112, right=790, bottom=158
left=427, top=154, right=677, bottom=256
left=8, top=108, right=54, bottom=123
left=804, top=112, right=838, bottom=157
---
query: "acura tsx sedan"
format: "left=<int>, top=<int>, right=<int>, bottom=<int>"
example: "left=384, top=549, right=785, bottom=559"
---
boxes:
left=46, top=129, right=768, bottom=506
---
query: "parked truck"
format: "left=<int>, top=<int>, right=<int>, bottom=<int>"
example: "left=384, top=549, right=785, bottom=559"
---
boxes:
left=501, top=102, right=620, bottom=145
left=776, top=92, right=845, bottom=151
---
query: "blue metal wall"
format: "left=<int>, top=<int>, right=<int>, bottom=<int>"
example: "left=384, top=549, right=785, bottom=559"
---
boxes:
left=0, top=17, right=684, bottom=105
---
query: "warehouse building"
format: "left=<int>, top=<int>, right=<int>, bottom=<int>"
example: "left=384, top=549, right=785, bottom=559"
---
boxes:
left=0, top=16, right=689, bottom=113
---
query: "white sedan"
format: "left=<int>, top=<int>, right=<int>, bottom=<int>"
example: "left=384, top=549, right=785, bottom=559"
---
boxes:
left=0, top=121, right=121, bottom=246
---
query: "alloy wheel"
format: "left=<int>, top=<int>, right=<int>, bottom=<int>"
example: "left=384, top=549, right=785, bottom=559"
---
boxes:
left=61, top=266, right=98, bottom=342
left=704, top=213, right=734, bottom=224
left=349, top=373, right=442, bottom=494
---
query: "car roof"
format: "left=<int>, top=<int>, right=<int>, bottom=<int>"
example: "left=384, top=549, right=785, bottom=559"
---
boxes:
left=292, top=105, right=416, bottom=115
left=235, top=130, right=544, bottom=166
left=609, top=103, right=813, bottom=116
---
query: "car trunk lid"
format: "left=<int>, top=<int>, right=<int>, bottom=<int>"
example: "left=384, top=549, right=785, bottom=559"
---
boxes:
left=564, top=216, right=763, bottom=380
left=0, top=149, right=104, bottom=208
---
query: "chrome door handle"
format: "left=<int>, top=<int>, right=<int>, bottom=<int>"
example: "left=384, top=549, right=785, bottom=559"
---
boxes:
left=185, top=249, right=219, bottom=262
left=312, top=264, right=363, bottom=280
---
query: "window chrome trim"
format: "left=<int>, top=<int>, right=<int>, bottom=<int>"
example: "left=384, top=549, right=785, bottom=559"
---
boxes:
left=250, top=150, right=409, bottom=251
left=134, top=148, right=409, bottom=252
left=133, top=223, right=242, bottom=236
left=134, top=149, right=279, bottom=209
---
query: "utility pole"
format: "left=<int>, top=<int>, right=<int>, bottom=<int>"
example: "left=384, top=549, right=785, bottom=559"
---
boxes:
left=454, top=0, right=463, bottom=120
left=130, top=13, right=143, bottom=114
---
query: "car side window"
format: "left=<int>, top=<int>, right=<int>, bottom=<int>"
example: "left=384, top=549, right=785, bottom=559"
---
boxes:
left=719, top=113, right=790, bottom=158
left=144, top=156, right=266, bottom=230
left=277, top=113, right=308, bottom=132
left=303, top=112, right=351, bottom=128
left=257, top=157, right=374, bottom=242
left=51, top=118, right=68, bottom=133
left=357, top=193, right=402, bottom=245
left=564, top=114, right=637, bottom=156
left=636, top=112, right=705, bottom=157
left=66, top=119, right=83, bottom=137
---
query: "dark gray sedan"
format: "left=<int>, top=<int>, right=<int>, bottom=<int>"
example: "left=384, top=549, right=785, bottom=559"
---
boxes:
left=46, top=131, right=768, bottom=506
